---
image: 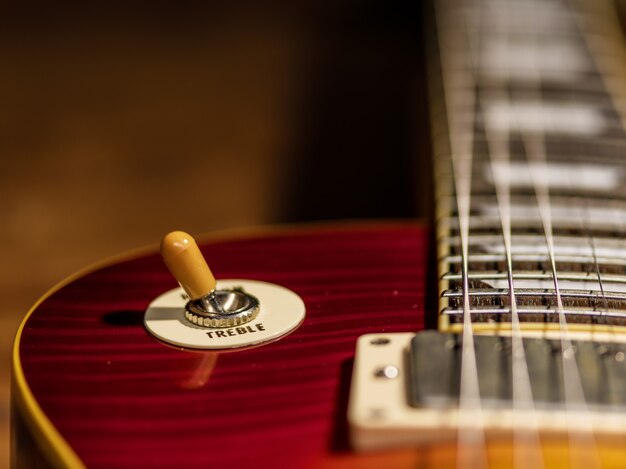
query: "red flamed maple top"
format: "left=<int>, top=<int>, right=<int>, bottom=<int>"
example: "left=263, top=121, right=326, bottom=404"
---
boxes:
left=18, top=224, right=429, bottom=468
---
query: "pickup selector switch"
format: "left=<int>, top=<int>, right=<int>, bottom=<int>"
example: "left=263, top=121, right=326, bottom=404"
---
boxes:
left=161, top=231, right=259, bottom=328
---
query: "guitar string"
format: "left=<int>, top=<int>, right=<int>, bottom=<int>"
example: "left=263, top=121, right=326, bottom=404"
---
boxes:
left=567, top=0, right=626, bottom=442
left=561, top=0, right=610, bottom=337
left=568, top=0, right=626, bottom=342
left=578, top=195, right=622, bottom=411
left=439, top=1, right=613, bottom=465
left=478, top=1, right=544, bottom=464
left=594, top=0, right=626, bottom=436
left=434, top=0, right=487, bottom=466
left=517, top=1, right=600, bottom=466
left=570, top=0, right=626, bottom=421
left=482, top=98, right=545, bottom=469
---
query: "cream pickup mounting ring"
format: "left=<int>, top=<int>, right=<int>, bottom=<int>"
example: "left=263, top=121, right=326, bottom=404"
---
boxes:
left=144, top=280, right=305, bottom=350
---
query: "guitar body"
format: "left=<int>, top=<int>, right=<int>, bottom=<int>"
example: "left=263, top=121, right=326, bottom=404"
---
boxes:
left=12, top=223, right=434, bottom=468
left=15, top=223, right=626, bottom=468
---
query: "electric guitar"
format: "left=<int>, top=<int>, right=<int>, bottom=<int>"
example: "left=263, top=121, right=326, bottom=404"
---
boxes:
left=13, top=0, right=626, bottom=467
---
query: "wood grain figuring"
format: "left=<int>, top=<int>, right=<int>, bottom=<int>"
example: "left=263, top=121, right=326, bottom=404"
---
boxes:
left=17, top=225, right=429, bottom=468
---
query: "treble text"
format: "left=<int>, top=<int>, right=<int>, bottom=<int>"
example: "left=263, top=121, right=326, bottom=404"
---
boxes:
left=206, top=323, right=266, bottom=339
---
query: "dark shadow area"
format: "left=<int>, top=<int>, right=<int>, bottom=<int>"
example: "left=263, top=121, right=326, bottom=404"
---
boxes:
left=103, top=310, right=145, bottom=327
left=329, top=357, right=355, bottom=453
left=10, top=399, right=55, bottom=469
left=285, top=0, right=431, bottom=223
left=424, top=228, right=440, bottom=331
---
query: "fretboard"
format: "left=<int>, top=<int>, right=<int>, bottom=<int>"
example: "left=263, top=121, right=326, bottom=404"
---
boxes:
left=430, top=0, right=626, bottom=328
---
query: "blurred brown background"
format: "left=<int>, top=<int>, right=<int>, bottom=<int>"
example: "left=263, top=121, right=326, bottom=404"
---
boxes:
left=0, top=1, right=426, bottom=466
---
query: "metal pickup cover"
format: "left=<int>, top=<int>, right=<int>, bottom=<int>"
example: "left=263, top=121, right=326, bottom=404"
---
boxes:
left=409, top=331, right=626, bottom=410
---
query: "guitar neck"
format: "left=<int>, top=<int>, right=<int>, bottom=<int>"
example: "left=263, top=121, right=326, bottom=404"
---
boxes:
left=429, top=0, right=626, bottom=331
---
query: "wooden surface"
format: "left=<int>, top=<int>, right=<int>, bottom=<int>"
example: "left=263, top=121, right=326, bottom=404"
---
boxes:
left=16, top=224, right=428, bottom=467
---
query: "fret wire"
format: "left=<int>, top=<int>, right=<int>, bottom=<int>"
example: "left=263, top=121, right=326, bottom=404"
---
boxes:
left=445, top=253, right=626, bottom=265
left=434, top=94, right=623, bottom=113
left=444, top=290, right=626, bottom=300
left=446, top=233, right=626, bottom=248
left=434, top=134, right=626, bottom=160
left=444, top=271, right=626, bottom=283
left=445, top=218, right=626, bottom=233
left=451, top=194, right=626, bottom=208
left=443, top=290, right=626, bottom=313
left=443, top=307, right=626, bottom=319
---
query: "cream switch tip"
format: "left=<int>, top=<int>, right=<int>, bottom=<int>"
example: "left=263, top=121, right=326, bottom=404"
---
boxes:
left=160, top=231, right=217, bottom=300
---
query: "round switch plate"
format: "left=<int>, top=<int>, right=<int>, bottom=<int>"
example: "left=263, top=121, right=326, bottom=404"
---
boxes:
left=144, top=279, right=306, bottom=350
